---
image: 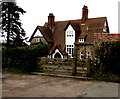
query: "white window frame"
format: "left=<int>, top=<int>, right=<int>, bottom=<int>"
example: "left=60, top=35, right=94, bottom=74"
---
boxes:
left=86, top=52, right=91, bottom=58
left=66, top=45, right=74, bottom=57
left=35, top=38, right=41, bottom=42
left=79, top=39, right=84, bottom=43
left=67, top=31, right=73, bottom=37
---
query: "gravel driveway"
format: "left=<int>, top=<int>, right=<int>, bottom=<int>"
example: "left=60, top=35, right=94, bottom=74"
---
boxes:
left=2, top=73, right=119, bottom=97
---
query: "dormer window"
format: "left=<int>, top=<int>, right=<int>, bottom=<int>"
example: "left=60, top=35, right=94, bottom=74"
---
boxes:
left=67, top=31, right=73, bottom=37
left=79, top=39, right=84, bottom=43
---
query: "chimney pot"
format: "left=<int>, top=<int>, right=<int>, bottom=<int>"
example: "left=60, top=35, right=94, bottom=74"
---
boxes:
left=81, top=5, right=88, bottom=24
left=48, top=13, right=55, bottom=29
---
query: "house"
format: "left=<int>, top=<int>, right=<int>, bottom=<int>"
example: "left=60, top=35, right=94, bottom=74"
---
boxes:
left=29, top=5, right=120, bottom=59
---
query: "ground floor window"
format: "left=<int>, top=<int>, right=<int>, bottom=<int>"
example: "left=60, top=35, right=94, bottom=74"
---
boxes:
left=80, top=52, right=84, bottom=59
left=80, top=51, right=91, bottom=59
left=66, top=45, right=74, bottom=57
left=48, top=55, right=52, bottom=58
left=86, top=52, right=91, bottom=58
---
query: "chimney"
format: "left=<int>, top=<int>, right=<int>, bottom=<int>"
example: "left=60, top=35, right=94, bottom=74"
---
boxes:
left=48, top=13, right=55, bottom=29
left=81, top=5, right=88, bottom=24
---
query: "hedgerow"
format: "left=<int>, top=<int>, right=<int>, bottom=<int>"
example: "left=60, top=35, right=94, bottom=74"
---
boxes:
left=2, top=42, right=49, bottom=73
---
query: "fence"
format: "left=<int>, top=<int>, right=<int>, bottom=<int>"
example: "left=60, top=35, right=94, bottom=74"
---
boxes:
left=36, top=57, right=92, bottom=76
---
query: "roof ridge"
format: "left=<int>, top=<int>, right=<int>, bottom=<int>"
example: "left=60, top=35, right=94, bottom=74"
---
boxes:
left=88, top=17, right=106, bottom=20
left=54, top=17, right=106, bottom=23
left=55, top=19, right=80, bottom=23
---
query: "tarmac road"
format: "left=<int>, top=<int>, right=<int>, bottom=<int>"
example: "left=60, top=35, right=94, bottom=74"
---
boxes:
left=2, top=73, right=119, bottom=98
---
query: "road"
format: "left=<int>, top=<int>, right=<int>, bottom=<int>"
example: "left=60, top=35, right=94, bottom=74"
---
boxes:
left=2, top=73, right=119, bottom=97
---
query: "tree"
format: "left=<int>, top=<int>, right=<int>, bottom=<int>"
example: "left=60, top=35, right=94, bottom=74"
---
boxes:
left=1, top=2, right=26, bottom=47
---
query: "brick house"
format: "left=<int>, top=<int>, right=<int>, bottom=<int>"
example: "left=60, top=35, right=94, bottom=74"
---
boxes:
left=29, top=5, right=120, bottom=59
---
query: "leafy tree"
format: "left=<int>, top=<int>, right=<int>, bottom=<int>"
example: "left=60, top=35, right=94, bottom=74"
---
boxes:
left=1, top=2, right=26, bottom=47
left=95, top=41, right=120, bottom=75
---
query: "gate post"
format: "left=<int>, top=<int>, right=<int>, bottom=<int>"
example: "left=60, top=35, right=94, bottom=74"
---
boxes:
left=72, top=56, right=77, bottom=76
left=72, top=46, right=78, bottom=76
left=86, top=58, right=91, bottom=76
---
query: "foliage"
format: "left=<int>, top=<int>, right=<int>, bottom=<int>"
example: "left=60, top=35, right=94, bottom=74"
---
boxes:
left=77, top=60, right=86, bottom=67
left=91, top=70, right=120, bottom=80
left=31, top=42, right=40, bottom=45
left=95, top=41, right=120, bottom=75
left=1, top=2, right=26, bottom=47
left=2, top=42, right=49, bottom=73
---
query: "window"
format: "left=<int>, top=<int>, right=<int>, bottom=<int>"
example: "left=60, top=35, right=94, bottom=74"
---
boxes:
left=66, top=45, right=74, bottom=57
left=86, top=52, right=91, bottom=58
left=80, top=52, right=84, bottom=59
left=35, top=38, right=41, bottom=42
left=79, top=39, right=84, bottom=43
left=67, top=31, right=73, bottom=37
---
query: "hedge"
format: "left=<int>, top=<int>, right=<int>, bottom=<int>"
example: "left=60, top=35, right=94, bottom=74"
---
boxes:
left=95, top=41, right=120, bottom=75
left=2, top=42, right=49, bottom=73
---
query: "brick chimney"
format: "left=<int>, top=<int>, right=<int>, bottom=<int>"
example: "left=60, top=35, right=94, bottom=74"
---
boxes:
left=81, top=5, right=88, bottom=24
left=48, top=13, right=55, bottom=29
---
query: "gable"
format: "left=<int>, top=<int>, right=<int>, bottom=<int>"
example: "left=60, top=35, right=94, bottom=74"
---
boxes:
left=52, top=48, right=63, bottom=59
left=34, top=29, right=43, bottom=37
left=66, top=24, right=75, bottom=32
left=102, top=20, right=110, bottom=33
left=65, top=24, right=75, bottom=45
left=29, top=26, right=54, bottom=43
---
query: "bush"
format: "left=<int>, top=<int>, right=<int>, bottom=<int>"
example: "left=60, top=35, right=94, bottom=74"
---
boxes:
left=95, top=41, right=120, bottom=75
left=2, top=42, right=49, bottom=73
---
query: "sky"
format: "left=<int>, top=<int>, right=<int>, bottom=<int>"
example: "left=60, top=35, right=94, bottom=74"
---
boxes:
left=16, top=0, right=120, bottom=39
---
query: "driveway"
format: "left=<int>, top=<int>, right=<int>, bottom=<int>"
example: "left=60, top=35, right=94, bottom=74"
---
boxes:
left=2, top=73, right=119, bottom=97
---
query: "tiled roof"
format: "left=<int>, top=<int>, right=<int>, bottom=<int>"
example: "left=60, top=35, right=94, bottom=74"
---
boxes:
left=29, top=26, right=54, bottom=43
left=49, top=43, right=67, bottom=55
left=94, top=33, right=120, bottom=42
left=30, top=17, right=108, bottom=54
left=49, top=17, right=107, bottom=46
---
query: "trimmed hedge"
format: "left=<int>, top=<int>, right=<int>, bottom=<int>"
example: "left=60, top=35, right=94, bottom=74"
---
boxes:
left=2, top=42, right=49, bottom=73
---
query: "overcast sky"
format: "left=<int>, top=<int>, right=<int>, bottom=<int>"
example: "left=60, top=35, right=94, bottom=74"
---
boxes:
left=16, top=0, right=120, bottom=38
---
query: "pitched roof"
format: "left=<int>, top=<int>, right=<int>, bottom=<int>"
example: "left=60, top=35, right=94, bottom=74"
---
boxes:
left=29, top=26, right=54, bottom=42
left=30, top=17, right=108, bottom=54
left=49, top=43, right=67, bottom=55
left=94, top=33, right=120, bottom=42
left=51, top=17, right=107, bottom=45
left=79, top=33, right=87, bottom=39
left=64, top=21, right=81, bottom=31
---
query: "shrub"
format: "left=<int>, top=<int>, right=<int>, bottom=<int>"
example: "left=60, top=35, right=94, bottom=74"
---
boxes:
left=95, top=41, right=120, bottom=75
left=2, top=42, right=49, bottom=73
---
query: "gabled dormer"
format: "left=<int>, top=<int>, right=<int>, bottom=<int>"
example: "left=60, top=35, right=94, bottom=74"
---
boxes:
left=29, top=26, right=53, bottom=44
left=78, top=34, right=87, bottom=43
left=64, top=21, right=81, bottom=58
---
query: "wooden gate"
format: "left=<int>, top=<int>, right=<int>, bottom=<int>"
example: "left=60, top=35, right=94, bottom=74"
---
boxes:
left=36, top=57, right=89, bottom=76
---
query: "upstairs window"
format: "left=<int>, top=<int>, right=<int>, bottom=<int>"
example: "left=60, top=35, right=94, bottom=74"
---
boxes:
left=67, top=31, right=73, bottom=37
left=79, top=39, right=84, bottom=43
left=35, top=38, right=41, bottom=42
